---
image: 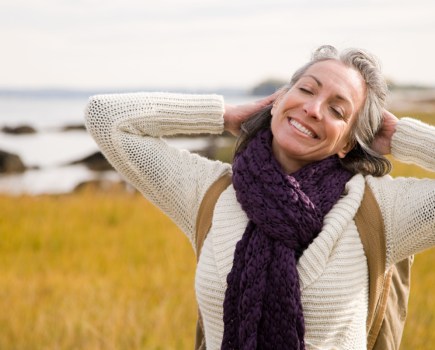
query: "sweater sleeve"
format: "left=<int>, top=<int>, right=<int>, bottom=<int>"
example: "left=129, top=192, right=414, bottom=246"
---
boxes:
left=84, top=92, right=232, bottom=248
left=391, top=117, right=435, bottom=171
left=367, top=117, right=435, bottom=267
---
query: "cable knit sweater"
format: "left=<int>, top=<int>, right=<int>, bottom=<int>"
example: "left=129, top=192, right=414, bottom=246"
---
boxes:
left=85, top=92, right=435, bottom=350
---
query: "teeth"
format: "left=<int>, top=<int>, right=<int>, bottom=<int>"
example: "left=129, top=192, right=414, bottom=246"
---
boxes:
left=289, top=119, right=315, bottom=138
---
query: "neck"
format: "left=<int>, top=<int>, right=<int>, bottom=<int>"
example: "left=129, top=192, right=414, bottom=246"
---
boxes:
left=271, top=141, right=309, bottom=174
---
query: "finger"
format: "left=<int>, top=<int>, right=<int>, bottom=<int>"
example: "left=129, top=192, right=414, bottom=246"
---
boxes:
left=383, top=109, right=398, bottom=120
left=256, top=90, right=282, bottom=107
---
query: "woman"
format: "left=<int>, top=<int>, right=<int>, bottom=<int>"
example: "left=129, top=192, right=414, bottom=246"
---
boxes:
left=85, top=45, right=435, bottom=349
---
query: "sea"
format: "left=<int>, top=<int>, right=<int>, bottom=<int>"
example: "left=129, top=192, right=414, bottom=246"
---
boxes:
left=0, top=91, right=253, bottom=195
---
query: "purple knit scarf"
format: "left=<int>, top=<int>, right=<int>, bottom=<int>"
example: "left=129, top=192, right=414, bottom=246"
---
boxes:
left=221, top=129, right=352, bottom=350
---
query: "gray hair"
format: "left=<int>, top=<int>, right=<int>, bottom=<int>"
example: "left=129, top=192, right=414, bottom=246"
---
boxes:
left=236, top=45, right=391, bottom=176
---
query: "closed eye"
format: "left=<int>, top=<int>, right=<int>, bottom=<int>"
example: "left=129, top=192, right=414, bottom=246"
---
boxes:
left=331, top=107, right=344, bottom=119
left=299, top=88, right=313, bottom=95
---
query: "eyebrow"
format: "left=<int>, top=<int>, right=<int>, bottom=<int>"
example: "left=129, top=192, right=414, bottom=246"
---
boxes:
left=302, top=74, right=352, bottom=105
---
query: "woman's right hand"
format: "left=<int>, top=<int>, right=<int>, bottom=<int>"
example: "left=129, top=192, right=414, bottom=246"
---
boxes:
left=224, top=92, right=280, bottom=136
left=371, top=109, right=399, bottom=155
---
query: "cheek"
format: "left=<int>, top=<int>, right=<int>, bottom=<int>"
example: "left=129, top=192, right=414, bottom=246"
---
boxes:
left=332, top=124, right=352, bottom=148
left=270, top=113, right=279, bottom=136
left=328, top=119, right=348, bottom=137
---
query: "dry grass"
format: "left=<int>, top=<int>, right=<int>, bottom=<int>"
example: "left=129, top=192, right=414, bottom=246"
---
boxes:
left=0, top=190, right=197, bottom=349
left=0, top=113, right=434, bottom=349
left=401, top=250, right=435, bottom=349
left=2, top=176, right=434, bottom=349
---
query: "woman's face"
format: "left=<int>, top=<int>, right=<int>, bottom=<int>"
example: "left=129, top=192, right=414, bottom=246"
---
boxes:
left=270, top=59, right=366, bottom=173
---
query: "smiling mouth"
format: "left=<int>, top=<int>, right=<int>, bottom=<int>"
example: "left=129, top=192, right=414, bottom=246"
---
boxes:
left=288, top=118, right=318, bottom=138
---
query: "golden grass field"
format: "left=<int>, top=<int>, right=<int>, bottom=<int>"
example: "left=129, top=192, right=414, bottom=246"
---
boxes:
left=0, top=113, right=434, bottom=349
left=0, top=189, right=198, bottom=349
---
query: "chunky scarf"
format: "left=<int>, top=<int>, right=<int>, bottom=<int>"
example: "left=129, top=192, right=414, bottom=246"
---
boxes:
left=221, top=129, right=353, bottom=350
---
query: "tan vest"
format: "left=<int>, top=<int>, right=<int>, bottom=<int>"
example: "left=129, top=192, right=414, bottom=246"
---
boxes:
left=194, top=174, right=412, bottom=350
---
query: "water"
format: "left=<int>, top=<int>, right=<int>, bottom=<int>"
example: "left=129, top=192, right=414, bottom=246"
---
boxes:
left=0, top=93, right=252, bottom=195
left=0, top=96, right=89, bottom=130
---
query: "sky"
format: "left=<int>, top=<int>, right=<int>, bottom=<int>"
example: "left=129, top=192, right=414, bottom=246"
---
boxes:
left=1, top=0, right=435, bottom=91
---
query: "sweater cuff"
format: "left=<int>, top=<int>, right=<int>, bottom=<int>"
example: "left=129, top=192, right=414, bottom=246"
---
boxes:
left=150, top=92, right=225, bottom=135
left=391, top=117, right=435, bottom=170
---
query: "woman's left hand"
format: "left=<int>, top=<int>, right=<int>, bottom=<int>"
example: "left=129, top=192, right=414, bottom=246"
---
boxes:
left=371, top=110, right=399, bottom=155
left=224, top=92, right=280, bottom=136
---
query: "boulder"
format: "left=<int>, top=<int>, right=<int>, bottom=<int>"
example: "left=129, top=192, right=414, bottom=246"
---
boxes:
left=60, top=124, right=86, bottom=132
left=70, top=151, right=114, bottom=171
left=74, top=179, right=135, bottom=193
left=0, top=149, right=26, bottom=173
left=2, top=125, right=36, bottom=134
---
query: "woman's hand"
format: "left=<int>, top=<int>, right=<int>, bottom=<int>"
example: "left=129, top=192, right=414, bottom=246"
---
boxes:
left=371, top=109, right=399, bottom=155
left=224, top=92, right=279, bottom=136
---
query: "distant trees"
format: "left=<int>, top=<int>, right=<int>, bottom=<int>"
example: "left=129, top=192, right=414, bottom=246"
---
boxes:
left=251, top=77, right=434, bottom=96
left=386, top=77, right=432, bottom=91
left=250, top=78, right=287, bottom=96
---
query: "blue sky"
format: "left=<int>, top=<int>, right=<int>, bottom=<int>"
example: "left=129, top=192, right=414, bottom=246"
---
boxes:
left=1, top=0, right=434, bottom=90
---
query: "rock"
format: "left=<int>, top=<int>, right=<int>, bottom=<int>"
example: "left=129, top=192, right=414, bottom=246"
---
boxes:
left=60, top=124, right=86, bottom=132
left=0, top=149, right=26, bottom=173
left=70, top=151, right=114, bottom=171
left=74, top=179, right=135, bottom=193
left=2, top=125, right=36, bottom=134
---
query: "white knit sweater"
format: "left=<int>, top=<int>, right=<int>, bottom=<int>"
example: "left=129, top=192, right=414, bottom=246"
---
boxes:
left=85, top=92, right=435, bottom=350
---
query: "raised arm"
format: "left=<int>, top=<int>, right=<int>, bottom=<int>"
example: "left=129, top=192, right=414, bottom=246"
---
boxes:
left=85, top=92, right=231, bottom=247
left=367, top=117, right=435, bottom=266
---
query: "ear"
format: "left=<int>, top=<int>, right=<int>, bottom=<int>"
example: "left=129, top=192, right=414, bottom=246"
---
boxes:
left=337, top=140, right=355, bottom=159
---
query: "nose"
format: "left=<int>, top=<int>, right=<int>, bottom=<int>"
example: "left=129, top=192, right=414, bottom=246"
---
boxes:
left=304, top=99, right=322, bottom=120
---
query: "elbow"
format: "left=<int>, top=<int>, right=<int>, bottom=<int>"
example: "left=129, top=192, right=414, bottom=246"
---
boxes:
left=84, top=94, right=114, bottom=137
left=84, top=95, right=103, bottom=126
left=84, top=94, right=116, bottom=145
